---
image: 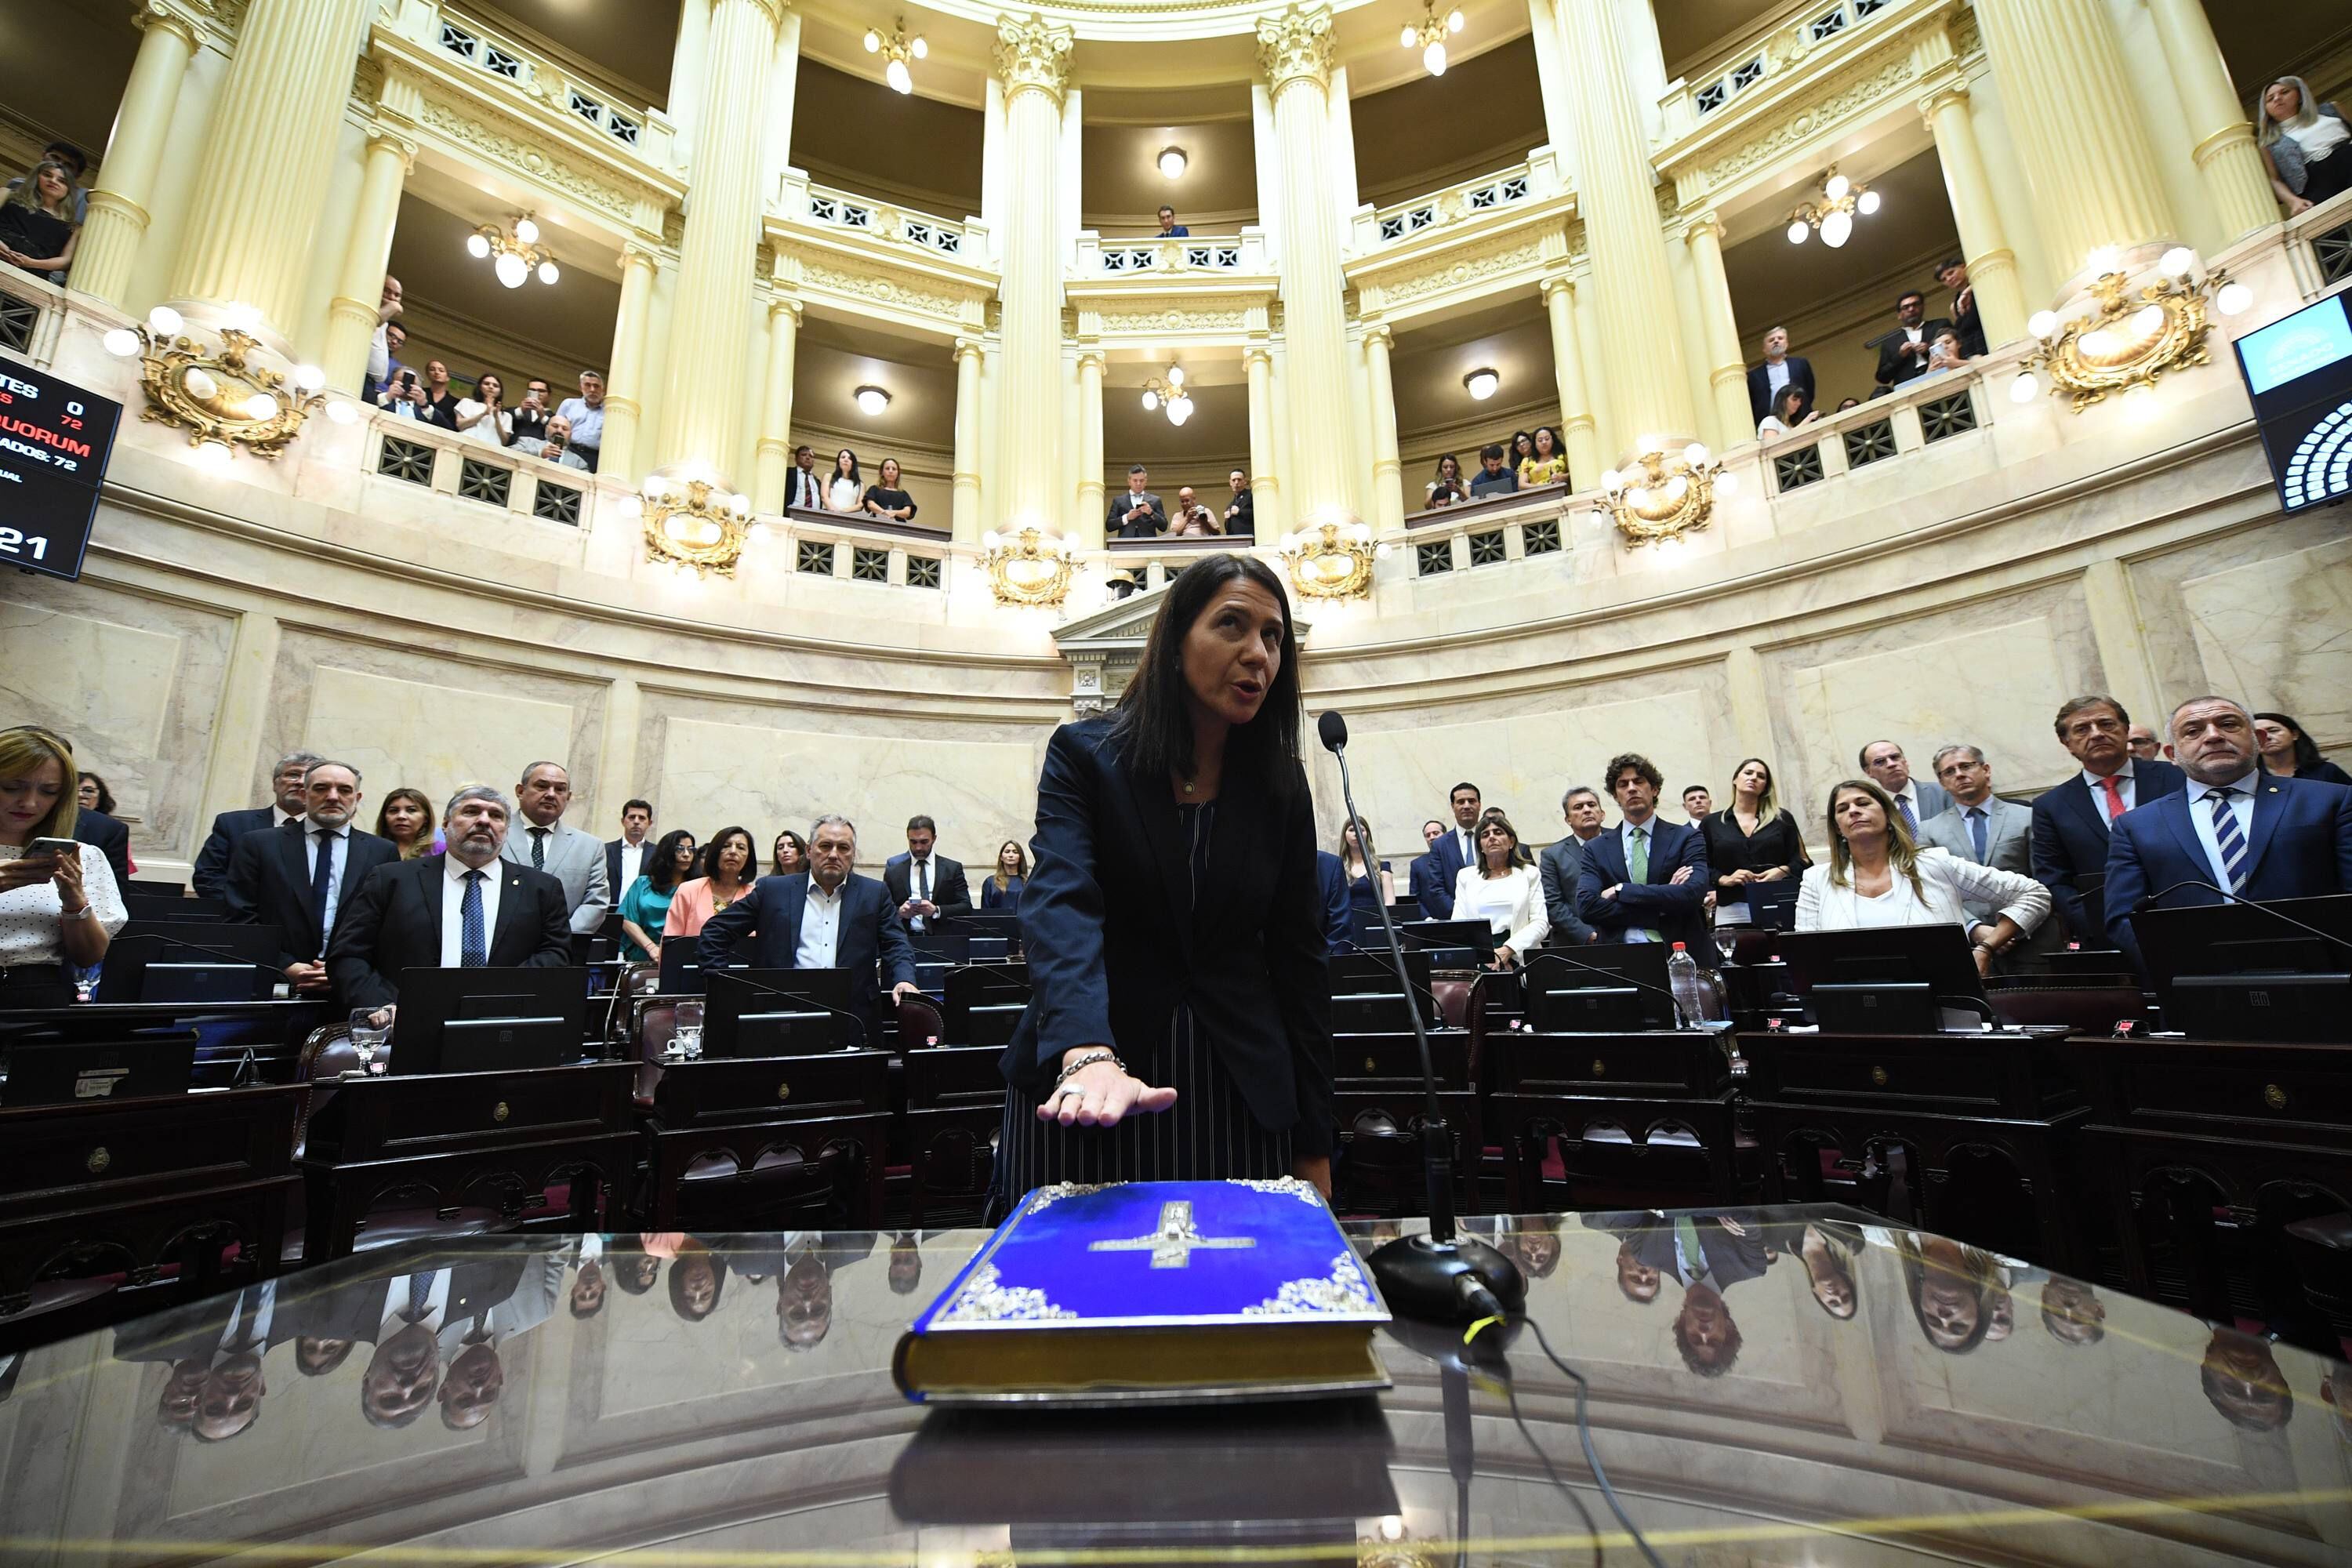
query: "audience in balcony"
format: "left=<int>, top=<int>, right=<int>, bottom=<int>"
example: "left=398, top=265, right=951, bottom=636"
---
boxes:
left=1757, top=383, right=1820, bottom=440
left=4, top=141, right=87, bottom=225
left=1171, top=487, right=1219, bottom=536
left=554, top=370, right=606, bottom=472
left=1223, top=469, right=1255, bottom=535
left=1468, top=445, right=1517, bottom=499
left=1517, top=426, right=1569, bottom=488
left=825, top=449, right=866, bottom=513
left=533, top=415, right=590, bottom=470
left=453, top=372, right=514, bottom=448
left=2252, top=710, right=2352, bottom=786
left=1425, top=454, right=1470, bottom=508
left=0, top=159, right=80, bottom=283
left=1922, top=328, right=1973, bottom=378
left=376, top=361, right=426, bottom=418
left=1833, top=396, right=1862, bottom=412
left=372, top=787, right=440, bottom=860
left=1112, top=465, right=1167, bottom=537
left=1157, top=205, right=1189, bottom=238
left=786, top=446, right=823, bottom=510
left=1937, top=259, right=1987, bottom=358
left=1876, top=290, right=1952, bottom=388
left=1509, top=430, right=1537, bottom=473
left=363, top=278, right=404, bottom=404
left=863, top=457, right=918, bottom=522
left=511, top=379, right=554, bottom=447
left=1746, top=325, right=1816, bottom=426
left=982, top=840, right=1027, bottom=912
left=2260, top=77, right=2350, bottom=216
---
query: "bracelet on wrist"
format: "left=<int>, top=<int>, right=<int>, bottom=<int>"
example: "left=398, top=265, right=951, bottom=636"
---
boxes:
left=1054, top=1049, right=1125, bottom=1087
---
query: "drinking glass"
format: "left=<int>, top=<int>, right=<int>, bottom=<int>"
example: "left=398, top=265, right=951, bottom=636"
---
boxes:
left=348, top=1008, right=391, bottom=1075
left=1712, top=926, right=1740, bottom=967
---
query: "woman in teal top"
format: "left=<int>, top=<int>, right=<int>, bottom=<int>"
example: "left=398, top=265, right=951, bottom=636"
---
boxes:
left=619, top=829, right=697, bottom=962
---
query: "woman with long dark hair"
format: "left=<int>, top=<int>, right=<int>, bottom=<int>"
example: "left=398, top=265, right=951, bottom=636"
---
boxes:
left=664, top=825, right=757, bottom=939
left=2252, top=710, right=2352, bottom=786
left=619, top=829, right=696, bottom=963
left=373, top=787, right=440, bottom=860
left=824, top=448, right=864, bottom=513
left=994, top=553, right=1333, bottom=1205
left=982, top=839, right=1028, bottom=911
left=771, top=829, right=809, bottom=877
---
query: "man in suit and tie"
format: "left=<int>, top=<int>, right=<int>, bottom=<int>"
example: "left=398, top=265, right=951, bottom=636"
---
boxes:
left=785, top=445, right=823, bottom=510
left=2103, top=695, right=2352, bottom=960
left=358, top=1255, right=530, bottom=1429
left=1406, top=818, right=1449, bottom=913
left=191, top=750, right=321, bottom=898
left=1918, top=744, right=2053, bottom=964
left=224, top=760, right=399, bottom=993
left=1110, top=465, right=1167, bottom=539
left=2031, top=694, right=2187, bottom=959
left=1576, top=753, right=1712, bottom=950
left=501, top=761, right=610, bottom=934
left=604, top=798, right=654, bottom=906
left=114, top=1279, right=292, bottom=1440
left=1539, top=786, right=1606, bottom=945
left=1874, top=289, right=1953, bottom=388
left=1421, top=782, right=1486, bottom=921
left=696, top=813, right=920, bottom=1047
left=1860, top=739, right=1950, bottom=834
left=883, top=815, right=971, bottom=935
left=325, top=786, right=575, bottom=1012
left=1745, top=325, right=1816, bottom=426
left=1594, top=1209, right=1772, bottom=1376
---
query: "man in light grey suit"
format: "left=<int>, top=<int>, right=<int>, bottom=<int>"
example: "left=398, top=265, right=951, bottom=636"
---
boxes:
left=1538, top=785, right=1607, bottom=945
left=1917, top=744, right=2057, bottom=962
left=499, top=761, right=611, bottom=934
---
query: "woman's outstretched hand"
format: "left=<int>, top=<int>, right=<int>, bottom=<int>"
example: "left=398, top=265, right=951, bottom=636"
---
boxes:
left=1037, top=1050, right=1178, bottom=1127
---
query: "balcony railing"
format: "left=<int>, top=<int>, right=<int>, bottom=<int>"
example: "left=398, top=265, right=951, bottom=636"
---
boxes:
left=362, top=412, right=597, bottom=530
left=1677, top=0, right=1895, bottom=122
left=0, top=267, right=63, bottom=365
left=774, top=172, right=985, bottom=269
left=1352, top=151, right=1563, bottom=255
left=1083, top=230, right=1268, bottom=276
left=1755, top=363, right=1992, bottom=498
left=409, top=1, right=661, bottom=158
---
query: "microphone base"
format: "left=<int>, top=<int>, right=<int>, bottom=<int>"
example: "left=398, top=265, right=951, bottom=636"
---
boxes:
left=1367, top=1232, right=1526, bottom=1324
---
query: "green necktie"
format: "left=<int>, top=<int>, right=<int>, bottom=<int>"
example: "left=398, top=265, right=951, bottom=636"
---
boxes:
left=1628, top=826, right=1661, bottom=942
left=1674, top=1214, right=1708, bottom=1285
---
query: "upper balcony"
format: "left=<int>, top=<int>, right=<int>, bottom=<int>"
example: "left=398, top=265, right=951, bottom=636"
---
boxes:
left=1345, top=149, right=1573, bottom=325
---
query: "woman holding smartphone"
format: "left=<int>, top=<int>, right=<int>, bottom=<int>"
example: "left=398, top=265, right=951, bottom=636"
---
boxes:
left=0, top=726, right=127, bottom=1008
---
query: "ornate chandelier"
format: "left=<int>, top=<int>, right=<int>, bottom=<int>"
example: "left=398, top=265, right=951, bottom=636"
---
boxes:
left=466, top=214, right=557, bottom=289
left=1784, top=167, right=1878, bottom=249
left=1141, top=365, right=1193, bottom=426
left=1401, top=1, right=1465, bottom=77
left=864, top=18, right=928, bottom=95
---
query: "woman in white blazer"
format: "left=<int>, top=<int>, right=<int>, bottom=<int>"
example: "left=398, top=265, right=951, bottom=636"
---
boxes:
left=1453, top=812, right=1548, bottom=969
left=1796, top=777, right=2049, bottom=976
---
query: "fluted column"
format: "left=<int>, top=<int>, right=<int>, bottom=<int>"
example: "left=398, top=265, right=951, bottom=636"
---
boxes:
left=751, top=296, right=801, bottom=513
left=1074, top=351, right=1105, bottom=547
left=1680, top=214, right=1751, bottom=446
left=2143, top=0, right=2278, bottom=242
left=1258, top=8, right=1355, bottom=523
left=1360, top=326, right=1404, bottom=534
left=165, top=0, right=376, bottom=336
left=1920, top=81, right=2027, bottom=347
left=654, top=0, right=779, bottom=482
left=1244, top=346, right=1284, bottom=537
left=72, top=4, right=201, bottom=306
left=951, top=337, right=985, bottom=543
left=598, top=242, right=660, bottom=484
left=1539, top=276, right=1599, bottom=485
left=318, top=132, right=414, bottom=392
left=993, top=15, right=1074, bottom=534
left=668, top=0, right=713, bottom=160
left=1971, top=0, right=2177, bottom=270
left=1554, top=0, right=1695, bottom=450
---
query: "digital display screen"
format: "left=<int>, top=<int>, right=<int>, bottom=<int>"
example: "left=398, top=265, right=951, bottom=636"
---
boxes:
left=0, top=361, right=122, bottom=582
left=2234, top=292, right=2352, bottom=514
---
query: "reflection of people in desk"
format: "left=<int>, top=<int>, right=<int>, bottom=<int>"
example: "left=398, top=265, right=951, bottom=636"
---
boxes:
left=1500, top=1217, right=1563, bottom=1279
left=728, top=1232, right=877, bottom=1348
left=568, top=1234, right=610, bottom=1318
left=2037, top=1276, right=2105, bottom=1345
left=359, top=1259, right=528, bottom=1428
left=1765, top=1219, right=1861, bottom=1320
left=1895, top=1232, right=2007, bottom=1353
left=115, top=1282, right=285, bottom=1441
left=2201, top=1327, right=2294, bottom=1431
left=609, top=1239, right=659, bottom=1298
left=1593, top=1211, right=1771, bottom=1374
left=888, top=1232, right=924, bottom=1296
left=642, top=1234, right=725, bottom=1322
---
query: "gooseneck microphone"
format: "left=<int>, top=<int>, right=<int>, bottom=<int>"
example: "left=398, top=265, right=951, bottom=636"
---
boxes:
left=1318, top=710, right=1524, bottom=1324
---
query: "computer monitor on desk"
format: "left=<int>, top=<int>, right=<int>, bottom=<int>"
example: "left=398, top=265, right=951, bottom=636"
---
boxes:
left=703, top=968, right=859, bottom=1055
left=1525, top=944, right=1675, bottom=1032
left=390, top=967, right=587, bottom=1075
left=1392, top=920, right=1497, bottom=969
left=658, top=935, right=754, bottom=996
left=2134, top=893, right=2352, bottom=1042
left=1773, top=926, right=1990, bottom=1033
left=98, top=925, right=284, bottom=1004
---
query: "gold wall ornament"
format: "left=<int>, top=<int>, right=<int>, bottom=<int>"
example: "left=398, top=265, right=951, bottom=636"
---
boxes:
left=1279, top=520, right=1377, bottom=600
left=1596, top=445, right=1725, bottom=548
left=2016, top=255, right=2232, bottom=413
left=104, top=307, right=340, bottom=460
left=643, top=476, right=753, bottom=576
left=982, top=526, right=1078, bottom=607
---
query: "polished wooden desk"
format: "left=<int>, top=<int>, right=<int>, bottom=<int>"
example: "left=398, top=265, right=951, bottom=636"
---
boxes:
left=640, top=1050, right=892, bottom=1228
left=1489, top=1029, right=1740, bottom=1210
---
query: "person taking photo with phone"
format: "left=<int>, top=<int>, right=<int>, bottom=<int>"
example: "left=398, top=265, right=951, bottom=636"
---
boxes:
left=0, top=726, right=128, bottom=1009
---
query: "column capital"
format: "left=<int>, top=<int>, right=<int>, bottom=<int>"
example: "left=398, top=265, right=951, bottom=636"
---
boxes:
left=1075, top=349, right=1105, bottom=373
left=1539, top=272, right=1576, bottom=303
left=1256, top=6, right=1335, bottom=96
left=622, top=238, right=664, bottom=270
left=995, top=14, right=1075, bottom=105
left=1244, top=344, right=1274, bottom=369
left=1680, top=209, right=1725, bottom=245
left=1917, top=75, right=1970, bottom=123
left=720, top=0, right=792, bottom=27
left=954, top=335, right=988, bottom=364
left=768, top=292, right=803, bottom=326
left=132, top=1, right=203, bottom=49
left=1360, top=321, right=1394, bottom=352
left=363, top=129, right=418, bottom=169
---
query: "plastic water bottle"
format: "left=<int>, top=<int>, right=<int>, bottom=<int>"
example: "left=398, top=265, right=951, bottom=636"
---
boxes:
left=1668, top=942, right=1708, bottom=1029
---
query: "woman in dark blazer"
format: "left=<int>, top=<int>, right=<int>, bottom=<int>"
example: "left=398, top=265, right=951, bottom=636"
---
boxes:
left=1703, top=756, right=1810, bottom=905
left=995, top=554, right=1334, bottom=1210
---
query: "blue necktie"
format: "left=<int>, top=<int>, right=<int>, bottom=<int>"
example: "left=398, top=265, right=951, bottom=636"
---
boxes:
left=2209, top=788, right=2249, bottom=890
left=460, top=869, right=488, bottom=967
left=308, top=827, right=336, bottom=955
left=404, top=1269, right=440, bottom=1323
left=1897, top=795, right=1918, bottom=833
left=1967, top=808, right=1988, bottom=864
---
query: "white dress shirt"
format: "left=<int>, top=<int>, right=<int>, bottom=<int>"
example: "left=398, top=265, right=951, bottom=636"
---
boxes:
left=906, top=855, right=936, bottom=930
left=2078, top=760, right=2140, bottom=827
left=797, top=877, right=846, bottom=968
left=2185, top=771, right=2259, bottom=891
left=1452, top=825, right=1475, bottom=871
left=1764, top=358, right=1791, bottom=399
left=380, top=1269, right=451, bottom=1339
left=439, top=856, right=503, bottom=967
left=304, top=820, right=353, bottom=948
left=618, top=839, right=647, bottom=894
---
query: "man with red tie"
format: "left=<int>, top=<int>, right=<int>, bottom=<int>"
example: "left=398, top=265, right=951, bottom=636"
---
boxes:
left=2031, top=694, right=2186, bottom=953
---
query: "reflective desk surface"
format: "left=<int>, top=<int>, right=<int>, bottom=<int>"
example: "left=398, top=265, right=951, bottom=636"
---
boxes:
left=1, top=1207, right=2347, bottom=1566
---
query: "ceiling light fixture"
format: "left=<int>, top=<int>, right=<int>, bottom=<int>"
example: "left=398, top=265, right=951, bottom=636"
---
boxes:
left=854, top=384, right=892, bottom=417
left=1401, top=1, right=1466, bottom=77
left=466, top=214, right=559, bottom=289
left=1158, top=146, right=1188, bottom=180
left=864, top=18, right=927, bottom=96
left=1784, top=165, right=1878, bottom=249
left=1141, top=364, right=1192, bottom=426
left=1463, top=368, right=1499, bottom=401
